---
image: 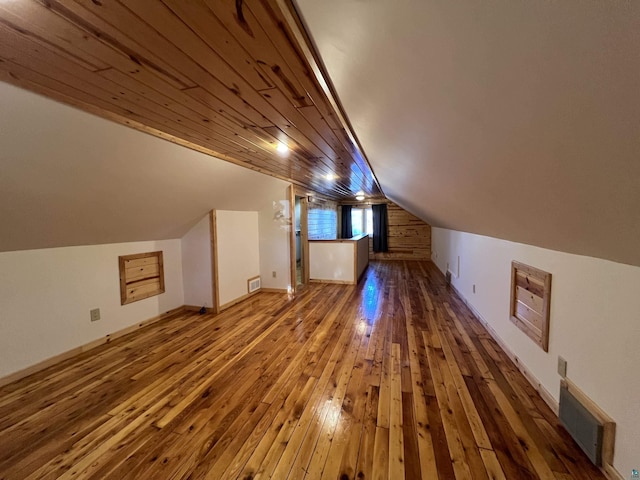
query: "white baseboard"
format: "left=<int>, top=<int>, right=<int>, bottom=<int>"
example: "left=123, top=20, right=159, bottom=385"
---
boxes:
left=448, top=281, right=624, bottom=480
left=449, top=282, right=558, bottom=412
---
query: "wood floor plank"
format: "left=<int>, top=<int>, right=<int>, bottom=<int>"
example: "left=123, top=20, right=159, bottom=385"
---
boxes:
left=355, top=385, right=379, bottom=480
left=388, top=343, right=405, bottom=480
left=424, top=323, right=474, bottom=480
left=0, top=261, right=607, bottom=480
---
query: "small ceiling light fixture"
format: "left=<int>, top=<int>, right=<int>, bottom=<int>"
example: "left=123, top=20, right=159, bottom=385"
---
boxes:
left=355, top=191, right=365, bottom=201
left=325, top=173, right=338, bottom=181
left=276, top=142, right=289, bottom=154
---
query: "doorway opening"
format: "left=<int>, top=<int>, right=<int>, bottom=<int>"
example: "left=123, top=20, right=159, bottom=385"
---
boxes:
left=294, top=195, right=307, bottom=287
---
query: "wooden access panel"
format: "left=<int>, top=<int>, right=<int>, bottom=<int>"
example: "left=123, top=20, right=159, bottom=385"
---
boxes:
left=119, top=251, right=165, bottom=305
left=510, top=261, right=552, bottom=351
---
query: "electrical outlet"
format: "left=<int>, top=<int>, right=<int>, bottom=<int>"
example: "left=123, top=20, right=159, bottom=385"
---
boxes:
left=557, top=356, right=567, bottom=378
left=90, top=308, right=101, bottom=322
left=272, top=271, right=276, bottom=278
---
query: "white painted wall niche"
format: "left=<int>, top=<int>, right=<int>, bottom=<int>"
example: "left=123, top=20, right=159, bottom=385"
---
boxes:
left=215, top=210, right=260, bottom=308
left=181, top=214, right=213, bottom=310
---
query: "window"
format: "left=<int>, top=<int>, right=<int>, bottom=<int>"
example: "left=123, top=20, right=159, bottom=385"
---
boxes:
left=351, top=208, right=363, bottom=236
left=351, top=207, right=373, bottom=236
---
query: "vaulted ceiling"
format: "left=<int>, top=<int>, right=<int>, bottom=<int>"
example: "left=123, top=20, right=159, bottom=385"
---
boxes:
left=295, top=0, right=640, bottom=267
left=0, top=0, right=381, bottom=199
left=1, top=0, right=639, bottom=266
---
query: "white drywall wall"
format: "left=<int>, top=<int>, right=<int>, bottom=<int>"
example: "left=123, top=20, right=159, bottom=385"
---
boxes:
left=0, top=240, right=184, bottom=378
left=432, top=227, right=640, bottom=477
left=181, top=215, right=213, bottom=308
left=309, top=241, right=354, bottom=282
left=216, top=210, right=260, bottom=306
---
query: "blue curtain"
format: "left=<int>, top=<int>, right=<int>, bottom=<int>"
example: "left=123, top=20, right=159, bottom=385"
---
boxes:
left=372, top=204, right=388, bottom=252
left=341, top=205, right=352, bottom=238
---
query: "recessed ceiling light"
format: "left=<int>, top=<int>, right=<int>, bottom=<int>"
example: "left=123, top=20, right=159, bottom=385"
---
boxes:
left=276, top=142, right=289, bottom=154
left=325, top=173, right=338, bottom=181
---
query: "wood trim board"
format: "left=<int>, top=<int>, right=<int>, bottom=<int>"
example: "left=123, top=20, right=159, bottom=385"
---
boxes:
left=0, top=306, right=185, bottom=388
left=510, top=261, right=552, bottom=352
left=210, top=210, right=220, bottom=314
left=561, top=379, right=617, bottom=474
left=289, top=185, right=297, bottom=293
left=259, top=288, right=288, bottom=294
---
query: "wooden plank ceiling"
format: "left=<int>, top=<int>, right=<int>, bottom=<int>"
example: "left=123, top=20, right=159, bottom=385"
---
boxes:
left=0, top=0, right=382, bottom=200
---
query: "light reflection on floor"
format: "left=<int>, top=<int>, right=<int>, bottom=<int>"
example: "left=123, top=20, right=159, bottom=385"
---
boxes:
left=361, top=274, right=382, bottom=324
left=287, top=268, right=383, bottom=346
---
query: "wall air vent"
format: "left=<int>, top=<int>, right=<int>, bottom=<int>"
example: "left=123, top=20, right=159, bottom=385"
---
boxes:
left=248, top=276, right=261, bottom=293
left=559, top=380, right=616, bottom=469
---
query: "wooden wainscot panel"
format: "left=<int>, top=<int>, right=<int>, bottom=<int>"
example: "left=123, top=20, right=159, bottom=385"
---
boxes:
left=509, top=261, right=552, bottom=352
left=119, top=251, right=165, bottom=305
left=368, top=202, right=431, bottom=261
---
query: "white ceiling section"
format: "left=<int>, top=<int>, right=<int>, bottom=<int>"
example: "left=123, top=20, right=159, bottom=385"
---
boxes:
left=0, top=82, right=288, bottom=252
left=295, top=0, right=640, bottom=266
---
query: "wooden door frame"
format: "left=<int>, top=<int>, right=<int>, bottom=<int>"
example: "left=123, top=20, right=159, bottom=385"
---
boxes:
left=300, top=196, right=309, bottom=285
left=289, top=186, right=310, bottom=293
left=209, top=209, right=220, bottom=314
left=288, top=186, right=296, bottom=292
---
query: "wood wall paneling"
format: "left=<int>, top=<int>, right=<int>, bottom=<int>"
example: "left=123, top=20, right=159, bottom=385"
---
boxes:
left=369, top=202, right=432, bottom=261
left=0, top=0, right=382, bottom=200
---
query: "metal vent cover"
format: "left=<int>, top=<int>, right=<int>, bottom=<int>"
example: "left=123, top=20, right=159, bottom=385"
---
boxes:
left=248, top=277, right=261, bottom=293
left=559, top=385, right=604, bottom=466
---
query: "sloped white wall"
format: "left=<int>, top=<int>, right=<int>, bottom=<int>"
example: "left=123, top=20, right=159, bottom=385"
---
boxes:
left=0, top=81, right=293, bottom=252
left=0, top=81, right=293, bottom=379
left=216, top=210, right=260, bottom=307
left=0, top=240, right=184, bottom=378
left=432, top=227, right=640, bottom=477
left=181, top=215, right=213, bottom=308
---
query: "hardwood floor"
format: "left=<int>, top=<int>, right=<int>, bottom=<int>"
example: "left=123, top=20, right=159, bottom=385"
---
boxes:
left=0, top=261, right=605, bottom=479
